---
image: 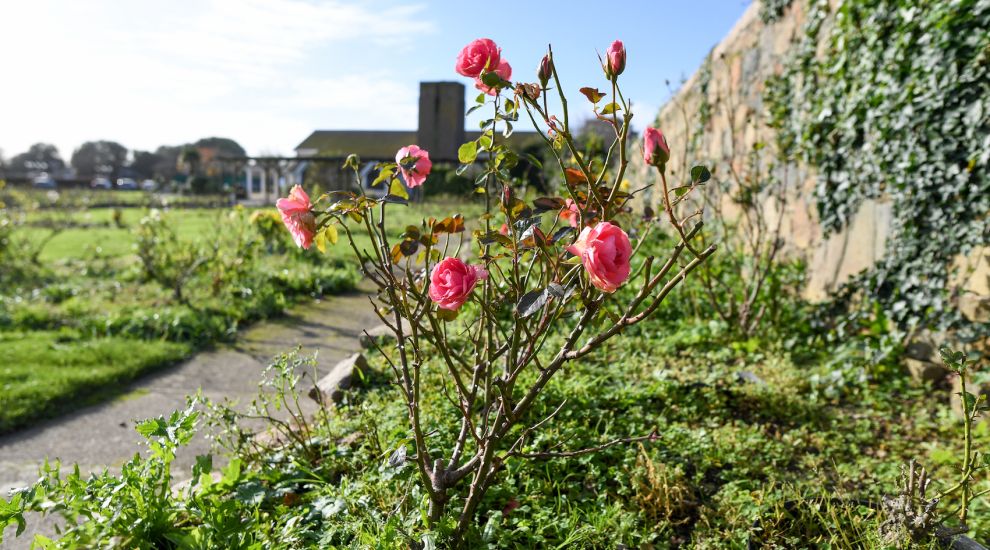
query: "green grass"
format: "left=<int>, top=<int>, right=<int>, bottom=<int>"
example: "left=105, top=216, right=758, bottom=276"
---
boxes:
left=0, top=197, right=484, bottom=432
left=204, top=318, right=986, bottom=547
left=0, top=331, right=189, bottom=432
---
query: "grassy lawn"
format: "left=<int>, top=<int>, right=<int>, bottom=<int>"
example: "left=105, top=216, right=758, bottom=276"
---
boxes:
left=0, top=331, right=190, bottom=432
left=8, top=286, right=985, bottom=547
left=0, top=197, right=484, bottom=433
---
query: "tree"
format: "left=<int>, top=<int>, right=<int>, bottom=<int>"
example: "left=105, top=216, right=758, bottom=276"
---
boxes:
left=9, top=143, right=65, bottom=176
left=130, top=150, right=163, bottom=180
left=193, top=137, right=245, bottom=158
left=153, top=145, right=183, bottom=182
left=179, top=147, right=201, bottom=178
left=71, top=141, right=129, bottom=179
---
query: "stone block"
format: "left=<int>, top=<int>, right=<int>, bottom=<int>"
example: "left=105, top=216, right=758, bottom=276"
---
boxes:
left=904, top=357, right=947, bottom=384
left=308, top=353, right=371, bottom=405
left=958, top=294, right=990, bottom=323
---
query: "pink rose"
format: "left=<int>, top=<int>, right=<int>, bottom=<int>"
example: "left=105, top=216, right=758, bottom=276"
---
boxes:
left=429, top=257, right=489, bottom=311
left=455, top=38, right=501, bottom=78
left=276, top=184, right=316, bottom=249
left=395, top=145, right=432, bottom=188
left=604, top=40, right=626, bottom=78
left=566, top=221, right=631, bottom=293
left=475, top=60, right=512, bottom=96
left=559, top=198, right=581, bottom=228
left=643, top=127, right=670, bottom=167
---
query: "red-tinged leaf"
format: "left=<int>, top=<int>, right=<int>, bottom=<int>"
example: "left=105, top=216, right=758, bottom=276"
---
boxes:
left=533, top=196, right=566, bottom=213
left=564, top=168, right=588, bottom=185
left=579, top=87, right=606, bottom=104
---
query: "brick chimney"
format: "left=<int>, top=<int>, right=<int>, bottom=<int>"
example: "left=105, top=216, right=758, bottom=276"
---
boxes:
left=417, top=82, right=465, bottom=162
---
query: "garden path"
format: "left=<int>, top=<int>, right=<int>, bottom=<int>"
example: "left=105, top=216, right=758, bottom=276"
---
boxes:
left=0, top=288, right=379, bottom=548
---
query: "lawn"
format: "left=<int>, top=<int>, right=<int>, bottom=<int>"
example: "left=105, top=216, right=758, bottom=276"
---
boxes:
left=0, top=331, right=190, bottom=431
left=0, top=195, right=484, bottom=433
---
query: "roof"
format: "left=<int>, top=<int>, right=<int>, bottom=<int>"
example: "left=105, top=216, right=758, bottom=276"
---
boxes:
left=295, top=129, right=545, bottom=161
left=295, top=130, right=417, bottom=159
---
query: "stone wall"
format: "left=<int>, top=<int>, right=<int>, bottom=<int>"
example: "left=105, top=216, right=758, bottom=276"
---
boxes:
left=629, top=0, right=989, bottom=316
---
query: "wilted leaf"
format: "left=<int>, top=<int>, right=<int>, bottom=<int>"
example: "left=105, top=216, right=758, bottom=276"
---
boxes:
left=564, top=168, right=588, bottom=185
left=432, top=215, right=465, bottom=234
left=533, top=196, right=565, bottom=213
left=399, top=239, right=419, bottom=257
left=390, top=244, right=404, bottom=263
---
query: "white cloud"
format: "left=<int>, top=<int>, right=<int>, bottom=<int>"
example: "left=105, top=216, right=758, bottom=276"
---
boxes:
left=0, top=0, right=434, bottom=158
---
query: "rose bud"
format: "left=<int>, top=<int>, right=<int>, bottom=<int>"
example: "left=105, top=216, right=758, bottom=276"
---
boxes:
left=642, top=127, right=670, bottom=168
left=538, top=53, right=553, bottom=86
left=604, top=40, right=626, bottom=78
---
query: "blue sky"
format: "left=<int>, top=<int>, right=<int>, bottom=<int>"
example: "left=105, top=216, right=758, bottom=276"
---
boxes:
left=0, top=0, right=750, bottom=159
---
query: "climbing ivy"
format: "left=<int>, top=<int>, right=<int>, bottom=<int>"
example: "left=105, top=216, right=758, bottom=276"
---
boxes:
left=768, top=0, right=990, bottom=333
left=760, top=0, right=794, bottom=24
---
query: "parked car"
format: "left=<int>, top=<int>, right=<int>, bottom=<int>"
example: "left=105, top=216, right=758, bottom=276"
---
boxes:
left=91, top=177, right=112, bottom=189
left=141, top=179, right=157, bottom=192
left=32, top=174, right=57, bottom=189
left=116, top=178, right=138, bottom=190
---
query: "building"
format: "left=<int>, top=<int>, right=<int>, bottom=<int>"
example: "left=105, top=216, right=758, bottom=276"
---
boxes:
left=244, top=82, right=542, bottom=203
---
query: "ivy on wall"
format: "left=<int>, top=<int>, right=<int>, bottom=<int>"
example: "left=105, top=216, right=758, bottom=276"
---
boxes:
left=767, top=0, right=990, bottom=333
left=760, top=0, right=794, bottom=23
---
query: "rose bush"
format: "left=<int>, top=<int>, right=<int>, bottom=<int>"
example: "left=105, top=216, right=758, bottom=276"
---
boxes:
left=276, top=37, right=714, bottom=545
